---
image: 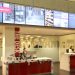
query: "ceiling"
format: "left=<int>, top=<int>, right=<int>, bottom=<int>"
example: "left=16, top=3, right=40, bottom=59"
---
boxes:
left=69, top=0, right=75, bottom=1
left=0, top=25, right=75, bottom=36
left=20, top=26, right=75, bottom=36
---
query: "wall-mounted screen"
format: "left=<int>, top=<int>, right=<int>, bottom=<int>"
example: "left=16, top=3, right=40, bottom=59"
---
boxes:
left=45, top=9, right=53, bottom=26
left=0, top=2, right=3, bottom=23
left=54, top=11, right=68, bottom=28
left=3, top=3, right=14, bottom=23
left=69, top=13, right=75, bottom=28
left=15, top=5, right=25, bottom=24
left=26, top=7, right=44, bottom=26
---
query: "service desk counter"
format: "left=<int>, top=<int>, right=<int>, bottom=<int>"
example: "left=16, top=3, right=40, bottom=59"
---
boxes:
left=8, top=57, right=52, bottom=75
left=60, top=53, right=75, bottom=72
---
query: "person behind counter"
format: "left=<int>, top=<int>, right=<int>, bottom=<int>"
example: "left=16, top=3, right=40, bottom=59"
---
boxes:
left=20, top=47, right=27, bottom=60
left=20, top=47, right=32, bottom=60
left=66, top=46, right=75, bottom=53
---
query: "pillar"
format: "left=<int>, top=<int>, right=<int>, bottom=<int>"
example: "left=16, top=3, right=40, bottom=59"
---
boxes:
left=2, top=26, right=20, bottom=75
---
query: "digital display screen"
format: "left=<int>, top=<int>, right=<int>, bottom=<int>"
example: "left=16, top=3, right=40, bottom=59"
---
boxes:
left=54, top=11, right=68, bottom=28
left=3, top=3, right=14, bottom=23
left=0, top=2, right=3, bottom=23
left=61, top=19, right=68, bottom=27
left=26, top=7, right=44, bottom=26
left=69, top=13, right=75, bottom=28
left=15, top=5, right=25, bottom=24
left=54, top=18, right=61, bottom=27
left=45, top=9, right=53, bottom=26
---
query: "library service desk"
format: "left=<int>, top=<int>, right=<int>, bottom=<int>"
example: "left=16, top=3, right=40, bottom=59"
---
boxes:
left=6, top=57, right=52, bottom=75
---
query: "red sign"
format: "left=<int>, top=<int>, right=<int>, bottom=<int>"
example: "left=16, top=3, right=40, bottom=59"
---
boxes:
left=0, top=7, right=12, bottom=13
left=15, top=27, right=20, bottom=57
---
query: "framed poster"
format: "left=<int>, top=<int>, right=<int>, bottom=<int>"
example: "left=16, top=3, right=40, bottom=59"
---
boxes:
left=26, top=6, right=44, bottom=26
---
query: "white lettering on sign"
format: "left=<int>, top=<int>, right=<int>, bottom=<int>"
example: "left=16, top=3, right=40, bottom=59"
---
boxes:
left=14, top=27, right=20, bottom=57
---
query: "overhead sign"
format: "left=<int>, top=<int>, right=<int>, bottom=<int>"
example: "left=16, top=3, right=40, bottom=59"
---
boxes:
left=0, top=7, right=12, bottom=13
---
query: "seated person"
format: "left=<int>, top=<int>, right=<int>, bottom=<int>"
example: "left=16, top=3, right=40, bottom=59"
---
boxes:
left=20, top=47, right=27, bottom=60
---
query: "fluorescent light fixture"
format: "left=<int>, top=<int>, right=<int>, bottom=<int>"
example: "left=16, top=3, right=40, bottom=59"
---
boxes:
left=69, top=0, right=75, bottom=1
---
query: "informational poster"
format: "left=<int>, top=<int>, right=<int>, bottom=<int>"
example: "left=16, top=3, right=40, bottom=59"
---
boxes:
left=54, top=11, right=68, bottom=28
left=0, top=2, right=2, bottom=23
left=69, top=13, right=75, bottom=28
left=45, top=9, right=53, bottom=26
left=26, top=6, right=44, bottom=26
left=15, top=5, right=25, bottom=24
left=3, top=3, right=14, bottom=23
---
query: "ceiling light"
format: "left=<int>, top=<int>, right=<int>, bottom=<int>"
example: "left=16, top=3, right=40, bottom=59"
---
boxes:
left=69, top=0, right=75, bottom=1
left=26, top=35, right=31, bottom=37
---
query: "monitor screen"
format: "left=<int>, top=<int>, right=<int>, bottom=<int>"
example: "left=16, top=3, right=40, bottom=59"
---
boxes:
left=54, top=11, right=68, bottom=28
left=0, top=2, right=3, bottom=23
left=26, top=6, right=44, bottom=26
left=3, top=3, right=14, bottom=23
left=45, top=9, right=53, bottom=26
left=15, top=5, right=25, bottom=24
left=69, top=13, right=75, bottom=28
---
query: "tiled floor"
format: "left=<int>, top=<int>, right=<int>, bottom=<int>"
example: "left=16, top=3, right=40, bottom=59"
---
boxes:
left=0, top=62, right=75, bottom=75
left=53, top=62, right=74, bottom=75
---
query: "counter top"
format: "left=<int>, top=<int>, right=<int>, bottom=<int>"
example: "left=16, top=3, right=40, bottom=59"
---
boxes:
left=4, top=57, right=52, bottom=64
left=65, top=53, right=75, bottom=55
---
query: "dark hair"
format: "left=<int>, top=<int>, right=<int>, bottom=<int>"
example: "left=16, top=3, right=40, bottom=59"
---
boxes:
left=70, top=46, right=73, bottom=49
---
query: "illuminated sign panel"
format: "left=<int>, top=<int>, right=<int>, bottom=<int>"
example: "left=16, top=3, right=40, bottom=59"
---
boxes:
left=54, top=11, right=68, bottom=28
left=69, top=13, right=75, bottom=28
left=0, top=7, right=12, bottom=13
left=45, top=9, right=53, bottom=26
left=3, top=3, right=14, bottom=23
left=15, top=5, right=25, bottom=24
left=26, top=7, right=44, bottom=26
left=0, top=3, right=2, bottom=22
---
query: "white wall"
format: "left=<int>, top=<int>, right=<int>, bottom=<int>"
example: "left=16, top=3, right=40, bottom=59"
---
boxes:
left=59, top=34, right=75, bottom=70
left=27, top=36, right=59, bottom=62
left=59, top=34, right=75, bottom=61
left=0, top=34, right=59, bottom=66
left=28, top=48, right=59, bottom=62
left=36, top=48, right=59, bottom=62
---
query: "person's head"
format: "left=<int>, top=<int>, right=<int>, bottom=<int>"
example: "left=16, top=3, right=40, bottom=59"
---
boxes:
left=70, top=46, right=74, bottom=49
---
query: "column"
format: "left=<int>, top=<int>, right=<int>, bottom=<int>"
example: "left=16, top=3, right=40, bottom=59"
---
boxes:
left=2, top=26, right=20, bottom=75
